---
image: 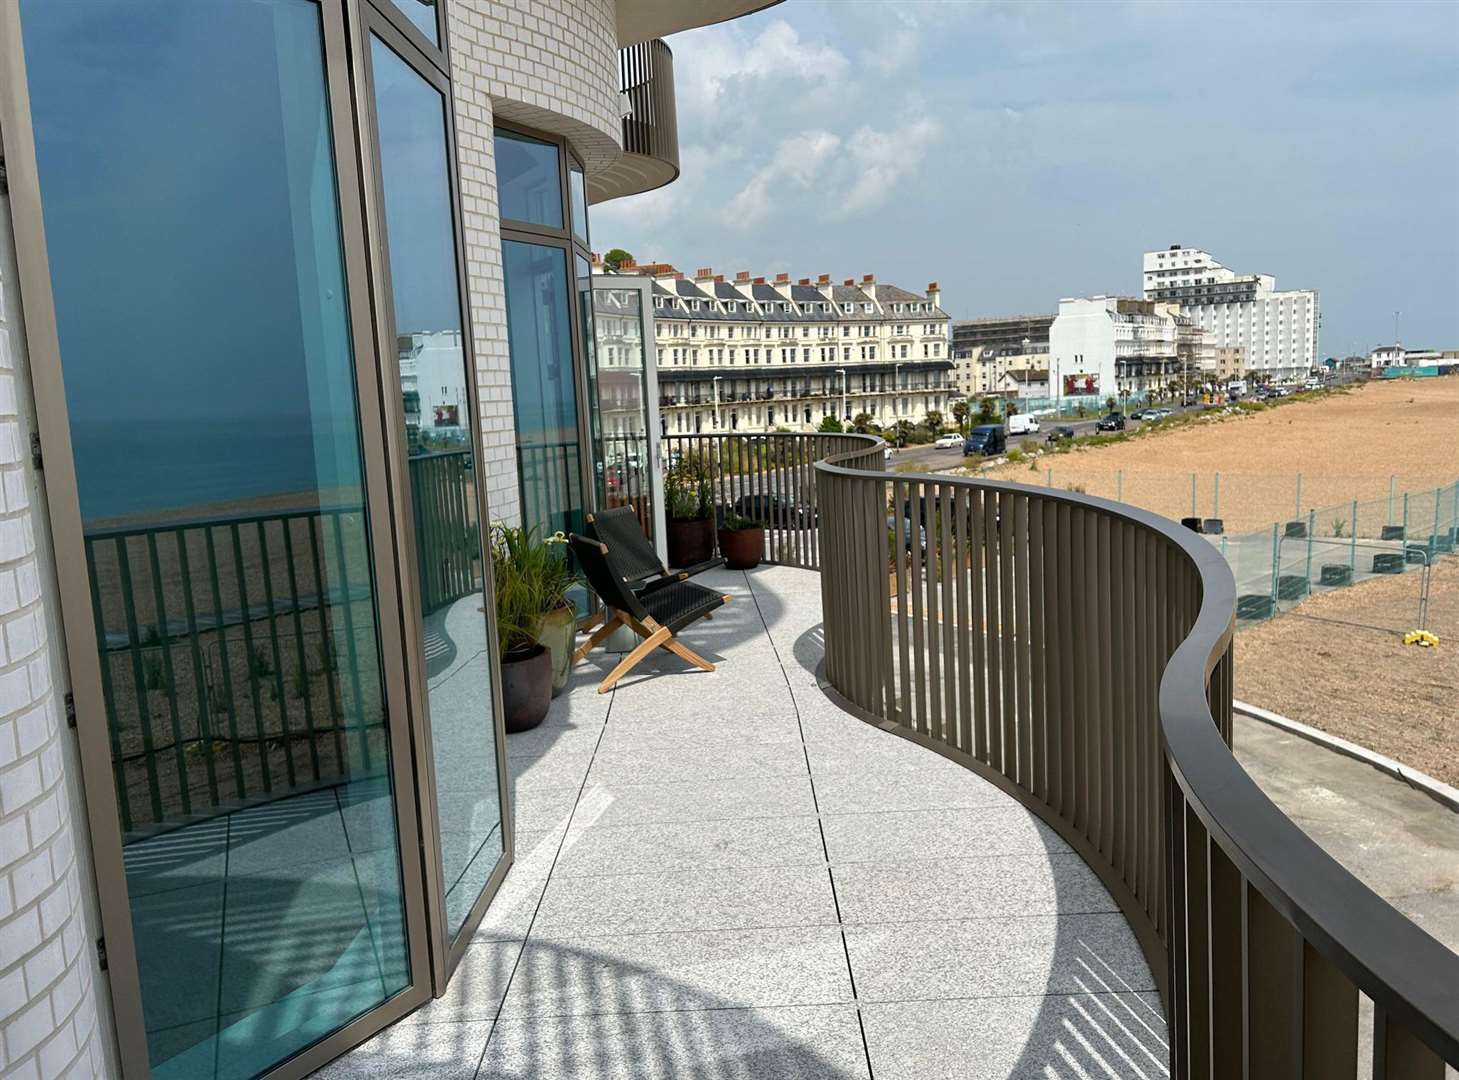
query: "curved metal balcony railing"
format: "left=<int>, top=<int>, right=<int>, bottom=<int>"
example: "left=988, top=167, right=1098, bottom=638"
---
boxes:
left=661, top=430, right=1458, bottom=1077
left=589, top=39, right=679, bottom=203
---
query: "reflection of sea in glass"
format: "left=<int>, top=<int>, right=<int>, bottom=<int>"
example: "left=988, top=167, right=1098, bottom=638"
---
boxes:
left=22, top=3, right=410, bottom=1076
left=372, top=36, right=503, bottom=941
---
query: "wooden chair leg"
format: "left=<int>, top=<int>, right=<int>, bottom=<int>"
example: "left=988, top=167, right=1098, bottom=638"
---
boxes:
left=573, top=613, right=624, bottom=663
left=597, top=626, right=670, bottom=693
left=663, top=637, right=714, bottom=672
left=580, top=609, right=605, bottom=633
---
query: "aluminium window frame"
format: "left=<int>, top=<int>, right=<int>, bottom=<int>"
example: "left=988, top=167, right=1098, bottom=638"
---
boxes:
left=494, top=119, right=602, bottom=550
left=349, top=0, right=514, bottom=993
left=0, top=2, right=450, bottom=1077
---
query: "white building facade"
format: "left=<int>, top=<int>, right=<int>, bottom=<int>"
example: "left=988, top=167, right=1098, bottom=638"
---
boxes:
left=1049, top=297, right=1187, bottom=406
left=1141, top=245, right=1319, bottom=383
left=632, top=266, right=954, bottom=433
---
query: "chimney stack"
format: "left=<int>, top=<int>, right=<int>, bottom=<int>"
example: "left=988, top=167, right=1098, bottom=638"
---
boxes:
left=619, top=257, right=636, bottom=271
left=714, top=274, right=724, bottom=283
left=774, top=272, right=789, bottom=284
left=862, top=274, right=875, bottom=284
left=753, top=276, right=766, bottom=285
left=694, top=267, right=714, bottom=281
left=797, top=277, right=810, bottom=286
left=817, top=274, right=830, bottom=284
left=735, top=271, right=751, bottom=283
left=926, top=281, right=941, bottom=307
left=844, top=279, right=855, bottom=287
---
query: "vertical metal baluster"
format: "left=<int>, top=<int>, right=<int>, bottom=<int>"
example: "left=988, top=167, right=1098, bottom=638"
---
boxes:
left=998, top=491, right=1016, bottom=779
left=229, top=521, right=271, bottom=793
left=305, top=514, right=346, bottom=774
left=1027, top=496, right=1047, bottom=803
left=143, top=531, right=190, bottom=818
left=280, top=517, right=322, bottom=782
left=983, top=490, right=1003, bottom=769
left=1012, top=494, right=1032, bottom=790
left=203, top=527, right=247, bottom=798
left=909, top=480, right=927, bottom=735
left=968, top=490, right=988, bottom=762
left=893, top=477, right=910, bottom=729
left=173, top=527, right=219, bottom=809
left=115, top=536, right=163, bottom=823
left=254, top=520, right=295, bottom=788
left=953, top=486, right=972, bottom=756
left=87, top=542, right=132, bottom=831
left=926, top=482, right=943, bottom=743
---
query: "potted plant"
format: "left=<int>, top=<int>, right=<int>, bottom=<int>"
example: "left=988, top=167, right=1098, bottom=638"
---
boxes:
left=665, top=452, right=715, bottom=568
left=491, top=524, right=577, bottom=731
left=717, top=510, right=765, bottom=570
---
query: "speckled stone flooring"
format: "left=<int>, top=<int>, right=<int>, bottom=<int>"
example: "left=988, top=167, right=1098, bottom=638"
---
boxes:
left=319, top=566, right=1167, bottom=1080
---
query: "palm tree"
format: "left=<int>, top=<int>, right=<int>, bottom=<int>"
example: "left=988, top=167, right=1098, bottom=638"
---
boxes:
left=850, top=412, right=876, bottom=434
left=924, top=409, right=944, bottom=434
left=951, top=399, right=969, bottom=434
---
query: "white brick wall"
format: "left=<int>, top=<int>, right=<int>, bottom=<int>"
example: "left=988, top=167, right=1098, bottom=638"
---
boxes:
left=0, top=196, right=108, bottom=1077
left=446, top=0, right=623, bottom=526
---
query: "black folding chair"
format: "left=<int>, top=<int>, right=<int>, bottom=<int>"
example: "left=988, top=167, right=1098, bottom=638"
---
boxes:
left=584, top=506, right=722, bottom=594
left=569, top=532, right=728, bottom=694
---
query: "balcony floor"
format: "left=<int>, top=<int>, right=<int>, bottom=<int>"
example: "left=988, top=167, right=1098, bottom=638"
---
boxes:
left=319, top=566, right=1168, bottom=1079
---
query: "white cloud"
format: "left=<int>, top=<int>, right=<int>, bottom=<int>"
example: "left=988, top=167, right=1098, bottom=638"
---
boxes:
left=675, top=19, right=850, bottom=120
left=726, top=130, right=842, bottom=228
left=832, top=117, right=942, bottom=219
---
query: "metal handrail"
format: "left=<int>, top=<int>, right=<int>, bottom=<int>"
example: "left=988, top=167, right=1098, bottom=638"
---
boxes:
left=809, top=434, right=1458, bottom=1075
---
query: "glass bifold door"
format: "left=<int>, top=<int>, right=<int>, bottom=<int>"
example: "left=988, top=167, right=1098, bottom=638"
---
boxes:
left=5, top=1, right=509, bottom=1077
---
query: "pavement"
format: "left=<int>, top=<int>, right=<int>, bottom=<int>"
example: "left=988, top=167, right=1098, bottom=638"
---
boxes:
left=1235, top=714, right=1459, bottom=954
left=318, top=565, right=1168, bottom=1080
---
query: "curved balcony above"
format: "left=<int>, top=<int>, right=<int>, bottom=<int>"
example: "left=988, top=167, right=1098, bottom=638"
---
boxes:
left=588, top=39, right=679, bottom=205
left=614, top=0, right=783, bottom=46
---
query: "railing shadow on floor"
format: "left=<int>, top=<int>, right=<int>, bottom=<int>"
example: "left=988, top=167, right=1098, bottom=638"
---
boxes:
left=805, top=432, right=1457, bottom=1077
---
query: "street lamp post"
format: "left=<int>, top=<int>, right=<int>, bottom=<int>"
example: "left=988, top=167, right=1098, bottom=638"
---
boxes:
left=712, top=375, right=722, bottom=430
left=836, top=368, right=847, bottom=427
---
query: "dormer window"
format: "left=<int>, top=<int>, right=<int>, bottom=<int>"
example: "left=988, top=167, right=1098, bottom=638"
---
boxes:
left=781, top=302, right=790, bottom=312
left=821, top=303, right=830, bottom=312
left=692, top=300, right=701, bottom=310
left=726, top=301, right=737, bottom=312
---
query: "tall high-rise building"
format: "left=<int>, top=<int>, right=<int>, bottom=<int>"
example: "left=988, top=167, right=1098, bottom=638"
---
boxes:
left=1141, top=245, right=1319, bottom=382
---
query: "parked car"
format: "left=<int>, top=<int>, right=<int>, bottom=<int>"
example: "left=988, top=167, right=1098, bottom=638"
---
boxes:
left=1145, top=407, right=1171, bottom=420
left=1045, top=424, right=1076, bottom=444
left=934, top=432, right=962, bottom=449
left=1129, top=409, right=1148, bottom=421
left=1096, top=412, right=1126, bottom=432
left=963, top=425, right=1006, bottom=457
left=731, top=493, right=815, bottom=529
left=1007, top=413, right=1040, bottom=436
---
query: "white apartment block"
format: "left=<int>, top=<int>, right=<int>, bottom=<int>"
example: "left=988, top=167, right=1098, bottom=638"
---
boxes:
left=1049, top=297, right=1194, bottom=404
left=625, top=264, right=953, bottom=434
left=1141, top=245, right=1319, bottom=382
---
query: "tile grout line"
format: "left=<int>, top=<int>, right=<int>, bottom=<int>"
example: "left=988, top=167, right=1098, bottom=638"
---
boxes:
left=743, top=569, right=877, bottom=1080
left=472, top=680, right=617, bottom=1079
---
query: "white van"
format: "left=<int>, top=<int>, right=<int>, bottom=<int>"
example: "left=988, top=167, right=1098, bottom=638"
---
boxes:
left=1007, top=414, right=1040, bottom=436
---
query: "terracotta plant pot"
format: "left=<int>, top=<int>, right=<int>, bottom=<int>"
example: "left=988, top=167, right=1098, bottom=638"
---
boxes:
left=667, top=517, right=714, bottom=568
left=500, top=643, right=551, bottom=732
left=538, top=603, right=577, bottom=696
left=717, top=526, right=764, bottom=570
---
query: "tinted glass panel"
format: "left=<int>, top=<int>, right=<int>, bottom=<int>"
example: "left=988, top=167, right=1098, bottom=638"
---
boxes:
left=503, top=240, right=583, bottom=548
left=387, top=0, right=437, bottom=45
left=370, top=35, right=503, bottom=943
left=569, top=159, right=589, bottom=245
left=22, top=3, right=410, bottom=1076
left=591, top=286, right=653, bottom=537
left=494, top=129, right=563, bottom=229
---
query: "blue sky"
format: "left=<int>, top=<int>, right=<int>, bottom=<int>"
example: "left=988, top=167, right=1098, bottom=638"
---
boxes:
left=592, top=0, right=1459, bottom=357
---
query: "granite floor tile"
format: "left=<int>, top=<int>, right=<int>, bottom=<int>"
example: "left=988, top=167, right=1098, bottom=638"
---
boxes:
left=834, top=852, right=1118, bottom=924
left=571, top=773, right=819, bottom=828
left=586, top=742, right=808, bottom=786
left=477, top=1003, right=870, bottom=1080
left=861, top=993, right=1168, bottom=1080
left=552, top=815, right=825, bottom=877
left=821, top=805, right=1069, bottom=864
left=843, top=913, right=1153, bottom=1002
left=532, top=863, right=838, bottom=937
left=497, top=925, right=852, bottom=1019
